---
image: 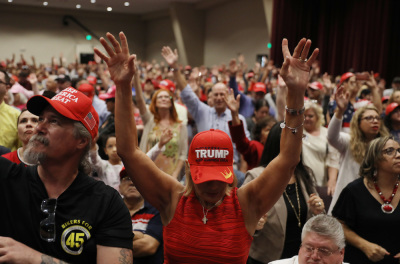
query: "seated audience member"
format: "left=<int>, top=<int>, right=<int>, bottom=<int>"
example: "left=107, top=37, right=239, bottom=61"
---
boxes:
left=333, top=136, right=400, bottom=264
left=327, top=86, right=389, bottom=214
left=246, top=99, right=272, bottom=140
left=384, top=103, right=400, bottom=142
left=306, top=81, right=324, bottom=105
left=0, top=70, right=21, bottom=151
left=0, top=87, right=133, bottom=262
left=55, top=74, right=71, bottom=91
left=90, top=133, right=123, bottom=190
left=226, top=89, right=276, bottom=170
left=383, top=76, right=400, bottom=97
left=2, top=109, right=38, bottom=165
left=269, top=214, right=345, bottom=264
left=94, top=32, right=318, bottom=263
left=245, top=123, right=324, bottom=264
left=388, top=90, right=400, bottom=105
left=120, top=168, right=164, bottom=264
left=97, top=85, right=116, bottom=159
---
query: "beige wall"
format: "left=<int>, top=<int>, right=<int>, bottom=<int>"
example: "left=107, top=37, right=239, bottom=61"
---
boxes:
left=0, top=0, right=271, bottom=67
left=144, top=16, right=176, bottom=63
left=0, top=4, right=145, bottom=66
left=204, top=0, right=270, bottom=66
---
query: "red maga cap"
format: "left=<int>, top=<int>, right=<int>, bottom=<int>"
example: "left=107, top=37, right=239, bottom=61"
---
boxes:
left=87, top=76, right=97, bottom=86
left=386, top=102, right=400, bottom=116
left=27, top=87, right=99, bottom=140
left=159, top=79, right=176, bottom=93
left=188, top=129, right=234, bottom=184
left=339, top=72, right=355, bottom=86
left=308, top=81, right=323, bottom=90
left=253, top=82, right=267, bottom=93
left=78, top=83, right=95, bottom=100
left=99, top=85, right=116, bottom=100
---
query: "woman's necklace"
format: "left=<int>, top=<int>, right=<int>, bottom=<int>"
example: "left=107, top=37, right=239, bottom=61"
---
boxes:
left=373, top=176, right=399, bottom=214
left=201, top=198, right=223, bottom=224
left=284, top=182, right=301, bottom=227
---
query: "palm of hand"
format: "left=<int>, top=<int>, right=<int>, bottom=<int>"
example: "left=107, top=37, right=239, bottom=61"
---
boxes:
left=107, top=53, right=134, bottom=84
left=225, top=94, right=239, bottom=112
left=281, top=58, right=310, bottom=89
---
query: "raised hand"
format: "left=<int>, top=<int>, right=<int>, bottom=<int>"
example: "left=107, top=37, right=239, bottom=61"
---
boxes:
left=94, top=32, right=136, bottom=86
left=335, top=85, right=349, bottom=113
left=280, top=38, right=319, bottom=94
left=224, top=88, right=240, bottom=115
left=228, top=59, right=238, bottom=76
left=161, top=46, right=178, bottom=67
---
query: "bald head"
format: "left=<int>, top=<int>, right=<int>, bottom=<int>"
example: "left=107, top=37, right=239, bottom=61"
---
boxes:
left=212, top=82, right=228, bottom=115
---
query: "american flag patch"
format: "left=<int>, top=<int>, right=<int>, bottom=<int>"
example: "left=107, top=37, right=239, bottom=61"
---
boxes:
left=84, top=112, right=96, bottom=130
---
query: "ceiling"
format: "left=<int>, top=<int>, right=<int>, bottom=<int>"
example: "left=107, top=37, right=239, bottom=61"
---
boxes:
left=4, top=0, right=209, bottom=15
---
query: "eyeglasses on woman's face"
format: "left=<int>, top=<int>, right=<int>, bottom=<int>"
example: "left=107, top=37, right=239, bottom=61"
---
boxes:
left=382, top=147, right=400, bottom=157
left=361, top=115, right=381, bottom=122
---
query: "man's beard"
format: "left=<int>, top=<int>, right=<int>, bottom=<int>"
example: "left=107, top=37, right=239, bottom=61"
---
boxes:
left=23, top=134, right=49, bottom=164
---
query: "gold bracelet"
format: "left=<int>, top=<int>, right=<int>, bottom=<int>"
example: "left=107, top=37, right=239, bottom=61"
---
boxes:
left=285, top=105, right=305, bottom=115
left=280, top=117, right=305, bottom=134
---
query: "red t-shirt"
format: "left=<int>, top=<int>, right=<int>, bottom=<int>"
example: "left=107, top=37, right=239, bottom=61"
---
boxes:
left=163, top=187, right=252, bottom=263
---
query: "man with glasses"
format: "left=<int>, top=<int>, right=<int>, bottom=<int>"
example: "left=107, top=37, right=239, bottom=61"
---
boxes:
left=120, top=168, right=163, bottom=264
left=0, top=69, right=20, bottom=151
left=269, top=215, right=346, bottom=264
left=0, top=87, right=133, bottom=263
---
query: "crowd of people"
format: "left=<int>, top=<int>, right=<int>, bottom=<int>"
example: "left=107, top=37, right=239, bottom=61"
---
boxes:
left=0, top=31, right=400, bottom=264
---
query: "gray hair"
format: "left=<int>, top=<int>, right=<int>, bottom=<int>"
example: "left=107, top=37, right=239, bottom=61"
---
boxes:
left=73, top=121, right=92, bottom=175
left=301, top=215, right=345, bottom=250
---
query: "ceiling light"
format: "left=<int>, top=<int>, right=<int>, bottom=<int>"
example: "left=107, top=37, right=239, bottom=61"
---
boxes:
left=76, top=4, right=81, bottom=8
left=124, top=2, right=130, bottom=6
left=107, top=7, right=112, bottom=11
left=43, top=2, right=48, bottom=6
left=91, top=0, right=96, bottom=3
left=8, top=0, right=13, bottom=2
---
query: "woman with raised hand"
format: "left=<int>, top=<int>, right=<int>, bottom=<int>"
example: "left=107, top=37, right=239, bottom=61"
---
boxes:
left=133, top=66, right=187, bottom=180
left=327, top=86, right=389, bottom=214
left=94, top=32, right=318, bottom=263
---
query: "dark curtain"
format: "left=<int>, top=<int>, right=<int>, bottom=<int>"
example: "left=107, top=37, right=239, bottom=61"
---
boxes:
left=270, top=0, right=399, bottom=84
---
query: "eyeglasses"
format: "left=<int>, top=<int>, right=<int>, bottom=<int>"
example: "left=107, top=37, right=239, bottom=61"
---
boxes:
left=382, top=147, right=400, bottom=157
left=301, top=244, right=338, bottom=258
left=40, top=198, right=57, bottom=242
left=361, top=115, right=381, bottom=122
left=0, top=80, right=10, bottom=86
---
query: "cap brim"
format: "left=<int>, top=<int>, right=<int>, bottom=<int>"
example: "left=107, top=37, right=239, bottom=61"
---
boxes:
left=27, top=95, right=80, bottom=122
left=99, top=93, right=114, bottom=100
left=190, top=164, right=234, bottom=184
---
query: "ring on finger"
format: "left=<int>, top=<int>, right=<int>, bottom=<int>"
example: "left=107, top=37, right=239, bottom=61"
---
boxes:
left=299, top=58, right=307, bottom=62
left=317, top=201, right=322, bottom=206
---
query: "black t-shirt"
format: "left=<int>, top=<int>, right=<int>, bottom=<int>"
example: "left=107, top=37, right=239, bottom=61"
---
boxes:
left=333, top=178, right=400, bottom=264
left=0, top=157, right=133, bottom=264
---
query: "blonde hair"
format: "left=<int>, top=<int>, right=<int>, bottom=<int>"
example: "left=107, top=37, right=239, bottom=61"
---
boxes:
left=183, top=162, right=237, bottom=197
left=350, top=105, right=389, bottom=164
left=304, top=100, right=325, bottom=128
